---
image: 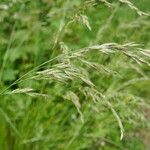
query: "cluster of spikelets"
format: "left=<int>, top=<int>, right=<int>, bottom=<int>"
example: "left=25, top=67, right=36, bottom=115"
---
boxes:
left=3, top=41, right=149, bottom=140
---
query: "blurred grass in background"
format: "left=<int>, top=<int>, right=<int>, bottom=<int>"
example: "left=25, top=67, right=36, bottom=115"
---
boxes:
left=0, top=0, right=150, bottom=150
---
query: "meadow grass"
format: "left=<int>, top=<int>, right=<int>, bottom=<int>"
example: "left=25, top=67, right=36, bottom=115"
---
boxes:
left=0, top=0, right=150, bottom=150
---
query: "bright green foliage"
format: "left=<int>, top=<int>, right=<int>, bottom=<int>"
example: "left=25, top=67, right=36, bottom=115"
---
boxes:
left=0, top=0, right=150, bottom=150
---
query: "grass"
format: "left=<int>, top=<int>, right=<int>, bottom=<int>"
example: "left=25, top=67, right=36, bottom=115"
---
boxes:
left=0, top=0, right=150, bottom=150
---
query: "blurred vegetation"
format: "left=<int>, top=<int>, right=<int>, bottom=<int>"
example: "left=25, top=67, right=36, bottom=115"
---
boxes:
left=0, top=0, right=150, bottom=150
